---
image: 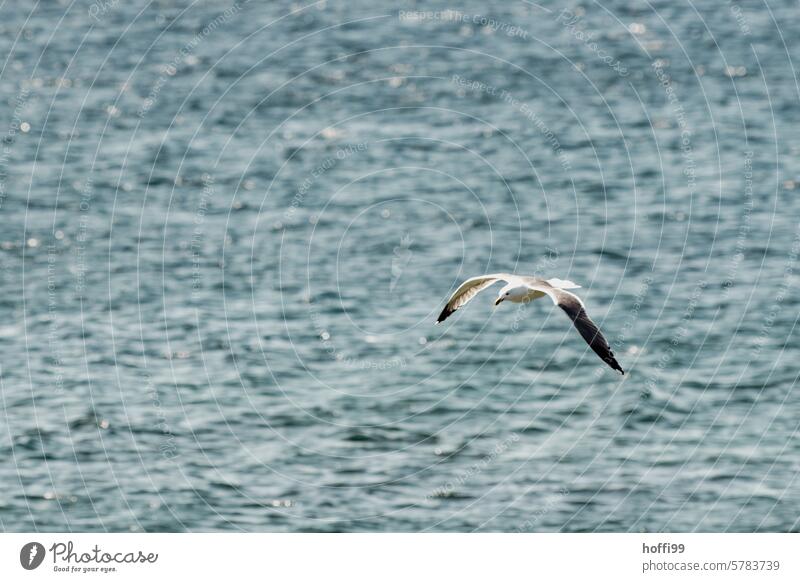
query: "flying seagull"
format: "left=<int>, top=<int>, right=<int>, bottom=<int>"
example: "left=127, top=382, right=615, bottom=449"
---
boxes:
left=436, top=274, right=624, bottom=374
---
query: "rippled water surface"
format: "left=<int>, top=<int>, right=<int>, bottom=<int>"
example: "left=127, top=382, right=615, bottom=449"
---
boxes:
left=1, top=0, right=800, bottom=532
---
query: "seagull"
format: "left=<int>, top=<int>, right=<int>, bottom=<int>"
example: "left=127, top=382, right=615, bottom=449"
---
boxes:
left=436, top=274, right=624, bottom=374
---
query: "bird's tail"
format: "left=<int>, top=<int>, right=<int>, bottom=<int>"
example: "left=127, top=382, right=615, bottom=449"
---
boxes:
left=547, top=278, right=581, bottom=290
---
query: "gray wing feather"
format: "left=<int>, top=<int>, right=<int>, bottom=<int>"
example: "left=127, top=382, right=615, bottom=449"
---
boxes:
left=526, top=281, right=625, bottom=374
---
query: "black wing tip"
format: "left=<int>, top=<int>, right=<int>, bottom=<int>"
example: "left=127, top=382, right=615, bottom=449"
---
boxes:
left=606, top=361, right=625, bottom=375
left=436, top=307, right=452, bottom=324
left=606, top=354, right=625, bottom=375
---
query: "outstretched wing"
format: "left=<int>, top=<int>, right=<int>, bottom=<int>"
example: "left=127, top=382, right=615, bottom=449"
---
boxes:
left=436, top=273, right=513, bottom=324
left=526, top=281, right=624, bottom=374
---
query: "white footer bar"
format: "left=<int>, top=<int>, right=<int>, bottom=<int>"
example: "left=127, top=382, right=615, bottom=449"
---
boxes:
left=1, top=533, right=796, bottom=581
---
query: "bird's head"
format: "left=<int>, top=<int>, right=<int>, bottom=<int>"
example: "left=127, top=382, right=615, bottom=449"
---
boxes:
left=495, top=288, right=512, bottom=306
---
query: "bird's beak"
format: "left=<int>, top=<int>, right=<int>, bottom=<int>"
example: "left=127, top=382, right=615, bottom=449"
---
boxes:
left=494, top=297, right=504, bottom=306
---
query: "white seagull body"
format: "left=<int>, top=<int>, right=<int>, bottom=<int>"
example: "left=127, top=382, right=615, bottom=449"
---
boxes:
left=436, top=274, right=624, bottom=374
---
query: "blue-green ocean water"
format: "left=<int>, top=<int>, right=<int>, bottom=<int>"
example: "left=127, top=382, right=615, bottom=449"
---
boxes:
left=1, top=0, right=799, bottom=532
